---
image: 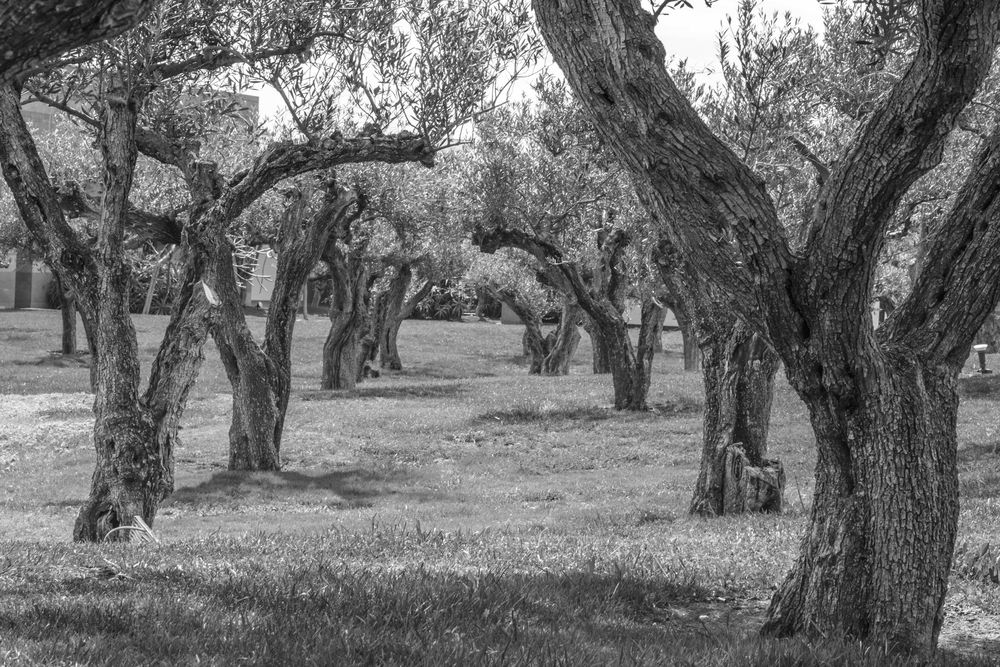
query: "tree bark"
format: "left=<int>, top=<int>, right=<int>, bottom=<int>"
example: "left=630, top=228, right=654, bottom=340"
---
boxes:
left=74, top=267, right=216, bottom=540
left=689, top=320, right=781, bottom=515
left=541, top=300, right=582, bottom=374
left=533, top=0, right=1000, bottom=651
left=651, top=307, right=665, bottom=353
left=56, top=275, right=77, bottom=355
left=655, top=241, right=783, bottom=515
left=583, top=316, right=612, bottom=373
left=382, top=277, right=433, bottom=371
left=762, top=362, right=960, bottom=651
left=73, top=98, right=218, bottom=540
left=491, top=286, right=550, bottom=374
left=476, top=225, right=649, bottom=408
left=322, top=245, right=370, bottom=390
left=0, top=1, right=155, bottom=82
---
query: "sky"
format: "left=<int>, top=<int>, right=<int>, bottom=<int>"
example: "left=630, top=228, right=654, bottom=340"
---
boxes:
left=656, top=0, right=825, bottom=75
left=256, top=0, right=828, bottom=124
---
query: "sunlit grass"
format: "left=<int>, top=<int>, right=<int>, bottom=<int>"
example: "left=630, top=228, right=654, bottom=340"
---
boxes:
left=0, top=309, right=998, bottom=664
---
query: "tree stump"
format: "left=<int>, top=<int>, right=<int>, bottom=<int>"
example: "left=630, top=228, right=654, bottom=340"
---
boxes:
left=722, top=442, right=785, bottom=514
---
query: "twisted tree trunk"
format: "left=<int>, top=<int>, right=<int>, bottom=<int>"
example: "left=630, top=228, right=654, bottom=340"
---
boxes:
left=322, top=245, right=370, bottom=390
left=490, top=287, right=550, bottom=374
left=380, top=269, right=433, bottom=371
left=75, top=264, right=216, bottom=540
left=476, top=225, right=649, bottom=408
left=534, top=0, right=1000, bottom=651
left=0, top=75, right=437, bottom=541
left=689, top=319, right=781, bottom=515
left=541, top=300, right=582, bottom=374
left=583, top=317, right=612, bottom=373
left=763, top=359, right=959, bottom=649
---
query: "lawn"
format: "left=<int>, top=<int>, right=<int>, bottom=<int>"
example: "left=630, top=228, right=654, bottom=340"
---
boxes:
left=1, top=309, right=998, bottom=665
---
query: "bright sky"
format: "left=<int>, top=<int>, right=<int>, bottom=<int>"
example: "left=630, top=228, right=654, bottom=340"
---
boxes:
left=656, top=0, right=825, bottom=74
left=256, top=0, right=828, bottom=124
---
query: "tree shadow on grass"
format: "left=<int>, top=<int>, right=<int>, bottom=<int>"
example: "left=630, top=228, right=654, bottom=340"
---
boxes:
left=393, top=361, right=497, bottom=380
left=475, top=404, right=616, bottom=426
left=959, top=374, right=1000, bottom=400
left=164, top=469, right=400, bottom=510
left=9, top=556, right=984, bottom=666
left=647, top=397, right=703, bottom=416
left=9, top=352, right=91, bottom=368
left=299, top=382, right=466, bottom=401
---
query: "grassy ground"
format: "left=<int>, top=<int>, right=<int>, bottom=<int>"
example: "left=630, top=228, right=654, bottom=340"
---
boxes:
left=1, top=309, right=998, bottom=665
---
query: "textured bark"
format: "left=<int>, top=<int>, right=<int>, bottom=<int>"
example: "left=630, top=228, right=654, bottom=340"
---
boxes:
left=655, top=242, right=782, bottom=515
left=762, top=363, right=960, bottom=650
left=583, top=317, right=612, bottom=373
left=56, top=275, right=77, bottom=355
left=680, top=326, right=699, bottom=371
left=322, top=243, right=370, bottom=390
left=541, top=300, right=582, bottom=374
left=215, top=183, right=360, bottom=470
left=689, top=320, right=781, bottom=516
left=534, top=0, right=1000, bottom=651
left=0, top=1, right=155, bottom=82
left=72, top=98, right=216, bottom=541
left=651, top=307, right=665, bottom=353
left=381, top=277, right=433, bottom=370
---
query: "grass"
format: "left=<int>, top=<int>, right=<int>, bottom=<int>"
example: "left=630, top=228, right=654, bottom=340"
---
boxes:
left=1, top=309, right=999, bottom=664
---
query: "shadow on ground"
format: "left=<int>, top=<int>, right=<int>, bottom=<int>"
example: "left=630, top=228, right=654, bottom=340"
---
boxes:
left=300, top=382, right=466, bottom=401
left=476, top=405, right=616, bottom=426
left=394, top=362, right=497, bottom=380
left=959, top=374, right=1000, bottom=400
left=10, top=352, right=91, bottom=368
left=165, top=469, right=398, bottom=509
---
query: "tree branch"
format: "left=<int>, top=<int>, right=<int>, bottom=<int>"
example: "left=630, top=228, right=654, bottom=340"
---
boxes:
left=532, top=0, right=794, bottom=341
left=805, top=0, right=1000, bottom=282
left=213, top=132, right=433, bottom=229
left=151, top=43, right=312, bottom=82
left=1, top=0, right=155, bottom=82
left=883, top=120, right=1000, bottom=365
left=787, top=135, right=830, bottom=185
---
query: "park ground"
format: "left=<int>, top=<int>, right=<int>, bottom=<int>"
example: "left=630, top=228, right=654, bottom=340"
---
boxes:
left=1, top=309, right=999, bottom=665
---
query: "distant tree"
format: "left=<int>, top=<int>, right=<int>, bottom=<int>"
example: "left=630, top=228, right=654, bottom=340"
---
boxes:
left=348, top=159, right=472, bottom=373
left=536, top=0, right=1000, bottom=653
left=465, top=250, right=578, bottom=374
left=467, top=82, right=661, bottom=409
left=0, top=0, right=460, bottom=541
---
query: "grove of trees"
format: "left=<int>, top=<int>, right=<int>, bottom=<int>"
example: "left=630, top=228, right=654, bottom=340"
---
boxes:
left=8, top=0, right=1000, bottom=658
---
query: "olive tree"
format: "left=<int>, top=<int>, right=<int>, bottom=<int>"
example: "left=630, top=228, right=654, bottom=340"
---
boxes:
left=535, top=0, right=1000, bottom=652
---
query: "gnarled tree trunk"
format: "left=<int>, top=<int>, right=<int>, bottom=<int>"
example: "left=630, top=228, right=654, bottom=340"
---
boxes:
left=322, top=244, right=370, bottom=390
left=491, top=286, right=550, bottom=374
left=763, top=359, right=959, bottom=650
left=689, top=319, right=781, bottom=515
left=380, top=271, right=434, bottom=371
left=541, top=300, right=582, bottom=374
left=534, top=0, right=1000, bottom=651
left=583, top=316, right=612, bottom=373
left=589, top=296, right=660, bottom=410
left=75, top=265, right=216, bottom=540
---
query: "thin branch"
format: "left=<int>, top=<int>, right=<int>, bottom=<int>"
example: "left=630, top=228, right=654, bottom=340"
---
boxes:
left=22, top=89, right=100, bottom=129
left=787, top=135, right=830, bottom=185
